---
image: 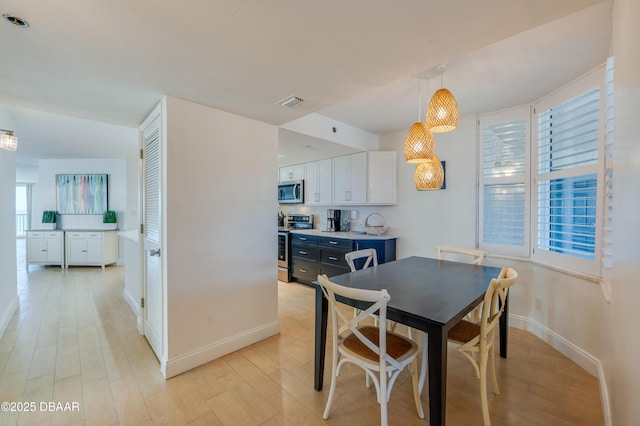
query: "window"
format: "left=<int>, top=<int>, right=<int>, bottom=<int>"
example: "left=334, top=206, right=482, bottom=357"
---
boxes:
left=479, top=106, right=530, bottom=258
left=479, top=65, right=606, bottom=278
left=533, top=71, right=603, bottom=276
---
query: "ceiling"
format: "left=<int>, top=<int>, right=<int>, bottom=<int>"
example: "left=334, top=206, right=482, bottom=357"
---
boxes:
left=0, top=0, right=611, bottom=172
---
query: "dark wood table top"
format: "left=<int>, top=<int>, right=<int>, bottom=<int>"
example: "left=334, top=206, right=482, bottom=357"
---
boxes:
left=325, top=256, right=503, bottom=331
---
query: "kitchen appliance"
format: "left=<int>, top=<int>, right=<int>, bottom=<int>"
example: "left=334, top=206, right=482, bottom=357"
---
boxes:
left=326, top=209, right=340, bottom=232
left=278, top=180, right=304, bottom=204
left=277, top=230, right=290, bottom=282
left=278, top=214, right=314, bottom=282
left=325, top=209, right=352, bottom=232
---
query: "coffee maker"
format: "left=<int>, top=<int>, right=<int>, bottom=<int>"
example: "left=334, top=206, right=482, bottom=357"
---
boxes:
left=326, top=209, right=341, bottom=232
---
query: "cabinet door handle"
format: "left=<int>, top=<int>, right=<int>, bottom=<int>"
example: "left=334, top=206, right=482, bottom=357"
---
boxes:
left=82, top=250, right=87, bottom=253
left=299, top=269, right=307, bottom=273
left=329, top=256, right=338, bottom=261
left=41, top=249, right=47, bottom=252
left=329, top=241, right=338, bottom=245
left=299, top=251, right=308, bottom=255
left=299, top=237, right=307, bottom=241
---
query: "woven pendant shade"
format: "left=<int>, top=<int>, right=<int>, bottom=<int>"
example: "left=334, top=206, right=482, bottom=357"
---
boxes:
left=414, top=155, right=444, bottom=190
left=427, top=88, right=458, bottom=133
left=404, top=122, right=435, bottom=163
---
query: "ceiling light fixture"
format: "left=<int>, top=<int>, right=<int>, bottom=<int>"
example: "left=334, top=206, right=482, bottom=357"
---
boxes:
left=404, top=79, right=435, bottom=163
left=2, top=14, right=29, bottom=28
left=414, top=155, right=444, bottom=190
left=0, top=129, right=18, bottom=151
left=427, top=65, right=458, bottom=133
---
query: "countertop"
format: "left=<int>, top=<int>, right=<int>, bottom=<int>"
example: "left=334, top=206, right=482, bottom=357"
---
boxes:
left=288, top=229, right=397, bottom=240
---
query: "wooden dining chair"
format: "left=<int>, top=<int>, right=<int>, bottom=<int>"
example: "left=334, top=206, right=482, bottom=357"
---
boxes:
left=345, top=248, right=378, bottom=272
left=317, top=274, right=424, bottom=426
left=448, top=267, right=518, bottom=426
left=413, top=245, right=490, bottom=393
left=436, top=245, right=487, bottom=265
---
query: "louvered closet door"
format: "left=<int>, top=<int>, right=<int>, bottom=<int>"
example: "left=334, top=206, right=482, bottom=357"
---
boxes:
left=142, top=112, right=163, bottom=361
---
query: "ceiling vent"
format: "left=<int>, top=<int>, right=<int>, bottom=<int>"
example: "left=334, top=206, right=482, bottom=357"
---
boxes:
left=277, top=96, right=303, bottom=108
left=2, top=14, right=29, bottom=28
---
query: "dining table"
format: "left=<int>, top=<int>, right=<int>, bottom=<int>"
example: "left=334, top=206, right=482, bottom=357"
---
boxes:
left=313, top=256, right=507, bottom=426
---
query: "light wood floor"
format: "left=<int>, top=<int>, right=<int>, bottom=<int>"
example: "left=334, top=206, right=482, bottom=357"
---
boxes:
left=0, top=240, right=603, bottom=425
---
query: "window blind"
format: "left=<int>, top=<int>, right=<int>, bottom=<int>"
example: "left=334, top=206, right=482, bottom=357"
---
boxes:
left=479, top=107, right=530, bottom=257
left=534, top=73, right=603, bottom=275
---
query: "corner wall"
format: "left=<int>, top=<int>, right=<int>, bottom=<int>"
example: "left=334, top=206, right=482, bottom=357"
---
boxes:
left=163, top=97, right=279, bottom=377
left=0, top=109, right=19, bottom=338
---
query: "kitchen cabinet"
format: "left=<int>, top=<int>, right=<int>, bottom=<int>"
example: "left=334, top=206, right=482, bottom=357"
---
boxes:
left=367, top=151, right=397, bottom=204
left=332, top=152, right=367, bottom=204
left=279, top=163, right=305, bottom=182
left=290, top=231, right=396, bottom=285
left=304, top=158, right=332, bottom=205
left=26, top=230, right=64, bottom=268
left=65, top=230, right=118, bottom=269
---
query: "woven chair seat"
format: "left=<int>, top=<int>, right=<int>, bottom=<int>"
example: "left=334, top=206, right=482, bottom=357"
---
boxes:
left=343, top=326, right=415, bottom=362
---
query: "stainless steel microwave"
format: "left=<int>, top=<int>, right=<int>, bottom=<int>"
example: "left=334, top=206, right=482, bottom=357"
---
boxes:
left=278, top=180, right=304, bottom=204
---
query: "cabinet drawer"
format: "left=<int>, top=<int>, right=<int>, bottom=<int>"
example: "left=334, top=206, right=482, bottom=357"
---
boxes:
left=291, top=234, right=318, bottom=245
left=291, top=244, right=318, bottom=260
left=67, top=232, right=102, bottom=239
left=291, top=258, right=318, bottom=282
left=318, top=236, right=352, bottom=251
left=319, top=263, right=350, bottom=278
left=319, top=249, right=349, bottom=268
left=45, top=232, right=62, bottom=239
left=27, top=232, right=44, bottom=238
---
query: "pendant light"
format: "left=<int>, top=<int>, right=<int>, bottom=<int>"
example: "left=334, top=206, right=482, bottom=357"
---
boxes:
left=404, top=79, right=435, bottom=163
left=414, top=154, right=444, bottom=190
left=427, top=65, right=458, bottom=133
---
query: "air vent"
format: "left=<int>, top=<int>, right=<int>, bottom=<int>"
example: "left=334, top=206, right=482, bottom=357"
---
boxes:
left=277, top=96, right=304, bottom=108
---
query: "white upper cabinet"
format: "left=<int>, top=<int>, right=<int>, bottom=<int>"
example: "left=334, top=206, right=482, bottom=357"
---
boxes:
left=304, top=158, right=332, bottom=205
left=279, top=164, right=305, bottom=182
left=332, top=152, right=367, bottom=205
left=367, top=151, right=397, bottom=204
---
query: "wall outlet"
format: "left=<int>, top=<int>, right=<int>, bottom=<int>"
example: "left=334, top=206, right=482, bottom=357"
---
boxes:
left=535, top=297, right=542, bottom=310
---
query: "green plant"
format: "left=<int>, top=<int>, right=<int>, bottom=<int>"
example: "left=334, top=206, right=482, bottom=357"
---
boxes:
left=103, top=210, right=117, bottom=223
left=42, top=210, right=57, bottom=223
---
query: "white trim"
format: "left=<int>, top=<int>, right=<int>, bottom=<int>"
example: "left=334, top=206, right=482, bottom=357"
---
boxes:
left=162, top=320, right=281, bottom=379
left=0, top=295, right=19, bottom=339
left=509, top=314, right=611, bottom=426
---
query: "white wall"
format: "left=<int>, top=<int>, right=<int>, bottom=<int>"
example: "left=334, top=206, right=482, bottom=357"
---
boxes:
left=604, top=0, right=640, bottom=423
left=0, top=108, right=19, bottom=338
left=163, top=96, right=279, bottom=377
left=33, top=159, right=130, bottom=263
left=34, top=159, right=129, bottom=230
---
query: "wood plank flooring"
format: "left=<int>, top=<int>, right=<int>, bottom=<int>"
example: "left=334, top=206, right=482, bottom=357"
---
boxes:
left=0, top=239, right=604, bottom=425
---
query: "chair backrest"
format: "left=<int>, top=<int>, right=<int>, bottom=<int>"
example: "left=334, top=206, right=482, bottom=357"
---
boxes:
left=436, top=245, right=487, bottom=265
left=317, top=274, right=401, bottom=369
left=479, top=267, right=518, bottom=341
left=345, top=248, right=378, bottom=272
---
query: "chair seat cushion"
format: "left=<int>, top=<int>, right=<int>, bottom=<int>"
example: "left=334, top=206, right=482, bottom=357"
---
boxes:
left=448, top=319, right=480, bottom=344
left=342, top=325, right=416, bottom=362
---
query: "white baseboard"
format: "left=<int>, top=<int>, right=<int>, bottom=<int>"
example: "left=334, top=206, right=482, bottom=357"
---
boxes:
left=0, top=295, right=19, bottom=339
left=509, top=314, right=611, bottom=426
left=162, top=320, right=281, bottom=379
left=123, top=287, right=143, bottom=335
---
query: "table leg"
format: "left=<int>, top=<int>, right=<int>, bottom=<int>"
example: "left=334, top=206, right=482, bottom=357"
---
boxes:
left=499, top=292, right=509, bottom=358
left=427, top=326, right=447, bottom=426
left=314, top=285, right=328, bottom=391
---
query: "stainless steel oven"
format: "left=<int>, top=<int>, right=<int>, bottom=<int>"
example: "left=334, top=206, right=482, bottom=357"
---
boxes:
left=278, top=230, right=290, bottom=282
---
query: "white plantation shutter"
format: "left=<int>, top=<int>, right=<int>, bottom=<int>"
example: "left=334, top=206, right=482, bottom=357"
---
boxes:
left=479, top=106, right=530, bottom=257
left=533, top=67, right=604, bottom=276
